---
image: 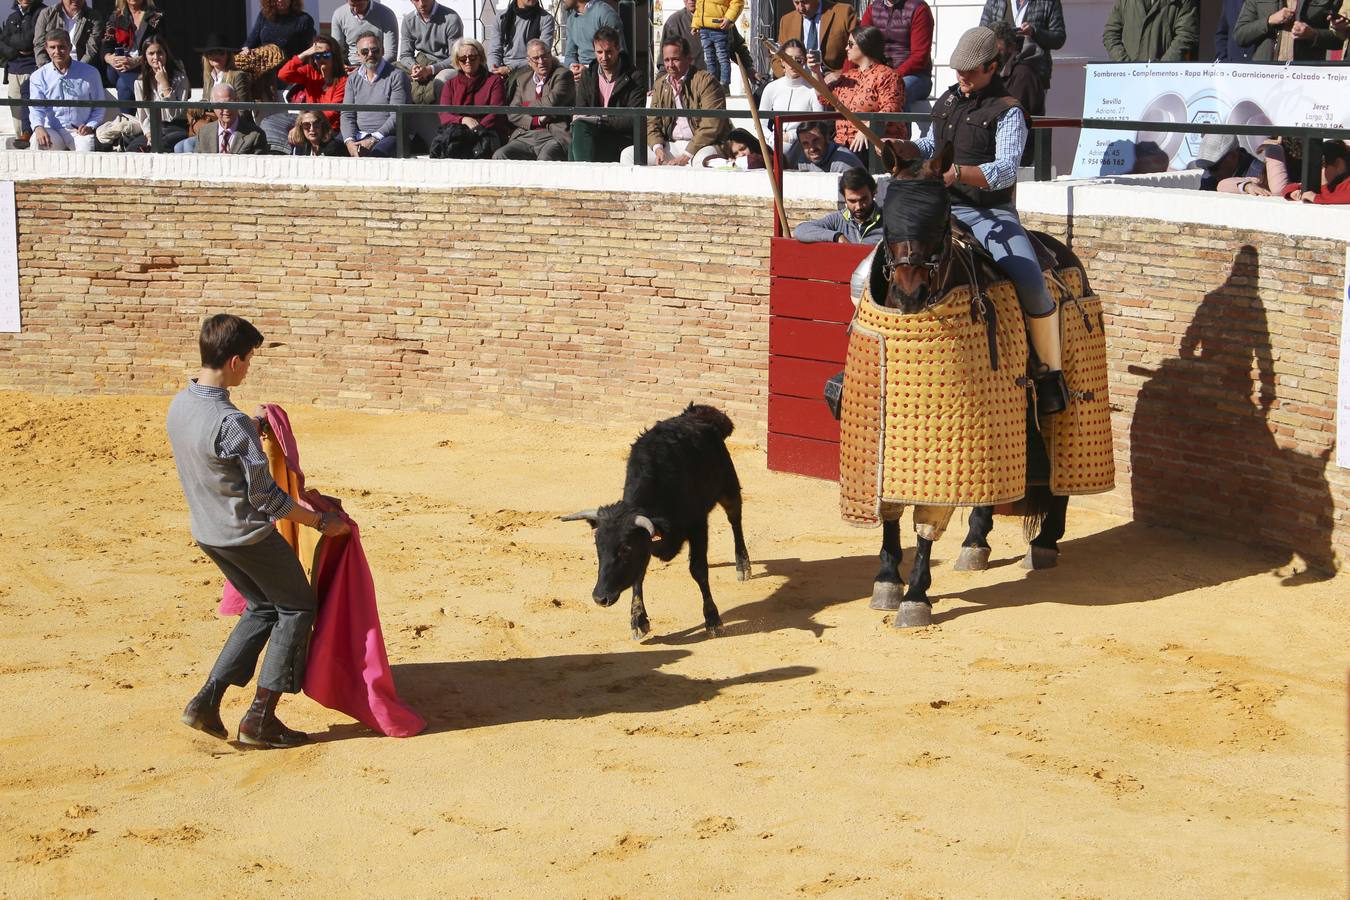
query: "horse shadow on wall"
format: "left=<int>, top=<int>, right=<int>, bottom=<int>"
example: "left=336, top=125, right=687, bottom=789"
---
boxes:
left=1128, top=244, right=1338, bottom=581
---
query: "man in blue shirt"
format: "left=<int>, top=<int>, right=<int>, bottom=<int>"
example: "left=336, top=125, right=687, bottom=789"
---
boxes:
left=28, top=28, right=102, bottom=151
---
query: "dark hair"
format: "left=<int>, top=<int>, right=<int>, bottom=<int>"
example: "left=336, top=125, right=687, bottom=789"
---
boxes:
left=986, top=21, right=1019, bottom=49
left=263, top=0, right=306, bottom=20
left=839, top=166, right=877, bottom=195
left=849, top=26, right=885, bottom=65
left=1321, top=139, right=1350, bottom=168
left=728, top=127, right=757, bottom=148
left=199, top=314, right=264, bottom=369
left=43, top=29, right=70, bottom=47
left=796, top=120, right=831, bottom=139
left=661, top=36, right=691, bottom=58
left=311, top=33, right=346, bottom=85
left=593, top=26, right=622, bottom=49
left=781, top=38, right=807, bottom=54
left=137, top=36, right=182, bottom=98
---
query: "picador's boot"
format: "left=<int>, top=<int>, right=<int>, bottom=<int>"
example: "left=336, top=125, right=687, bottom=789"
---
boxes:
left=237, top=687, right=309, bottom=748
left=1028, top=312, right=1067, bottom=416
left=180, top=678, right=229, bottom=740
left=1033, top=368, right=1070, bottom=415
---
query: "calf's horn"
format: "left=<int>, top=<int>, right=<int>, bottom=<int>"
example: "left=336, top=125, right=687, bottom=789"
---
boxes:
left=559, top=509, right=599, bottom=523
left=634, top=515, right=657, bottom=537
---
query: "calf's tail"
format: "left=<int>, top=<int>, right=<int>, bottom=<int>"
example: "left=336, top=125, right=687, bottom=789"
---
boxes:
left=683, top=403, right=735, bottom=439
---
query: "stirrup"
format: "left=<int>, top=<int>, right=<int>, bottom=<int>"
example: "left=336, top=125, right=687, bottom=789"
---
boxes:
left=1033, top=369, right=1069, bottom=416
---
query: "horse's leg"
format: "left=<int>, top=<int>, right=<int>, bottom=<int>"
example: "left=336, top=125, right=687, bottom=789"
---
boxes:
left=870, top=515, right=904, bottom=611
left=894, top=506, right=954, bottom=629
left=1024, top=489, right=1068, bottom=570
left=955, top=505, right=994, bottom=571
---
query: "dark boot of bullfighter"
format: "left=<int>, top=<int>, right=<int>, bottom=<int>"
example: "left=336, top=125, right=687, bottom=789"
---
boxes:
left=181, top=677, right=229, bottom=740
left=238, top=686, right=309, bottom=748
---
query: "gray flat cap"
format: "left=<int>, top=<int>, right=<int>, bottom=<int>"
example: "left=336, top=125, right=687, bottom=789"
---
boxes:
left=949, top=27, right=1000, bottom=71
left=1193, top=132, right=1237, bottom=170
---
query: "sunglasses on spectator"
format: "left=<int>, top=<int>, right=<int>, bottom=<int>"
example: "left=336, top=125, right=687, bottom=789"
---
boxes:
left=313, top=51, right=333, bottom=60
left=457, top=52, right=481, bottom=61
left=301, top=120, right=322, bottom=129
left=358, top=48, right=381, bottom=56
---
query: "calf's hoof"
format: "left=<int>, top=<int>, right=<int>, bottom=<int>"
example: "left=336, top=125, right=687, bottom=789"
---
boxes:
left=953, top=546, right=991, bottom=572
left=870, top=581, right=903, bottom=611
left=704, top=622, right=722, bottom=637
left=1021, top=546, right=1059, bottom=570
left=631, top=618, right=651, bottom=641
left=736, top=560, right=751, bottom=582
left=892, top=600, right=932, bottom=629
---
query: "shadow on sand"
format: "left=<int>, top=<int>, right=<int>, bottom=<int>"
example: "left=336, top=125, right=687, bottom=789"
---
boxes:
left=390, top=651, right=815, bottom=735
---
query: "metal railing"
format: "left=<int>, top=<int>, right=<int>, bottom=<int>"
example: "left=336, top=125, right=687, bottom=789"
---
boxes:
left=4, top=97, right=1348, bottom=194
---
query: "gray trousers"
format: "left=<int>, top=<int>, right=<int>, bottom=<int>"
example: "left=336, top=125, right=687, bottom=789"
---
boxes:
left=493, top=128, right=568, bottom=161
left=199, top=529, right=318, bottom=693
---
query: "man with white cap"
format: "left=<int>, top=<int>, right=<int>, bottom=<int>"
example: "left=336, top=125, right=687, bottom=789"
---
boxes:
left=1193, top=132, right=1261, bottom=191
left=910, top=25, right=1067, bottom=413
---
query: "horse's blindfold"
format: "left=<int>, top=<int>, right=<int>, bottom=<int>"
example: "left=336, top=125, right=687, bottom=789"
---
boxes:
left=882, top=179, right=950, bottom=244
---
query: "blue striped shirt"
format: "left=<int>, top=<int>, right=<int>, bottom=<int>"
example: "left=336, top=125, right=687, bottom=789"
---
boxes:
left=188, top=381, right=295, bottom=521
left=914, top=105, right=1027, bottom=193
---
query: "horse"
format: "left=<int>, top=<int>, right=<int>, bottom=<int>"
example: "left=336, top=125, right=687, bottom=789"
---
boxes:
left=856, top=140, right=1090, bottom=627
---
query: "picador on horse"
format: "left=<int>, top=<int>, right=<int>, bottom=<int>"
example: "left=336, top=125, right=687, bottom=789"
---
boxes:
left=773, top=26, right=1116, bottom=629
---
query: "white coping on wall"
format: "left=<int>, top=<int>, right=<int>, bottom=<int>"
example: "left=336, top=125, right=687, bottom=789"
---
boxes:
left=1, top=149, right=1346, bottom=243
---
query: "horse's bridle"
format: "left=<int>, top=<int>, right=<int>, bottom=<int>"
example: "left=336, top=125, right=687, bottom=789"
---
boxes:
left=883, top=225, right=954, bottom=309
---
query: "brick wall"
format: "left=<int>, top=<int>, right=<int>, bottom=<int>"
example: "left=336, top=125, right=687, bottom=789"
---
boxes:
left=1, top=178, right=1345, bottom=571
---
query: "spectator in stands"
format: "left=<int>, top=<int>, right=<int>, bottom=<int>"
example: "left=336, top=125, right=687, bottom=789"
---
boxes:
left=101, top=0, right=160, bottom=112
left=978, top=0, right=1064, bottom=102
left=693, top=0, right=741, bottom=88
left=859, top=0, right=932, bottom=110
left=288, top=109, right=346, bottom=156
left=822, top=27, right=905, bottom=151
left=1218, top=136, right=1296, bottom=195
left=661, top=0, right=706, bottom=75
left=399, top=0, right=459, bottom=103
left=1234, top=0, right=1340, bottom=60
left=332, top=0, right=398, bottom=66
left=246, top=0, right=315, bottom=61
left=759, top=39, right=824, bottom=152
left=488, top=0, right=556, bottom=94
left=198, top=32, right=250, bottom=102
left=774, top=0, right=857, bottom=76
left=342, top=32, right=409, bottom=157
left=1284, top=140, right=1350, bottom=204
left=987, top=21, right=1042, bottom=119
left=1215, top=0, right=1255, bottom=61
left=794, top=167, right=884, bottom=243
left=95, top=34, right=187, bottom=151
left=28, top=28, right=100, bottom=150
left=34, top=0, right=102, bottom=70
left=1128, top=140, right=1171, bottom=174
left=726, top=127, right=765, bottom=168
left=431, top=37, right=506, bottom=158
left=562, top=0, right=622, bottom=74
left=265, top=36, right=346, bottom=149
left=493, top=39, right=572, bottom=160
left=193, top=83, right=267, bottom=154
left=1, top=0, right=44, bottom=147
left=569, top=26, right=644, bottom=162
left=784, top=118, right=864, bottom=171
left=627, top=36, right=730, bottom=167
left=1193, top=132, right=1261, bottom=190
left=1103, top=0, right=1197, bottom=61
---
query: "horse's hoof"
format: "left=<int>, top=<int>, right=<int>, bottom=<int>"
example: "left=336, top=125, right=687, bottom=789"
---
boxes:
left=893, top=601, right=932, bottom=629
left=1021, top=546, right=1059, bottom=570
left=870, top=581, right=903, bottom=611
left=953, top=546, right=991, bottom=571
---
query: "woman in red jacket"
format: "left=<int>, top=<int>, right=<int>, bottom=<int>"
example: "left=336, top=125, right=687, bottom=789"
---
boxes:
left=260, top=34, right=348, bottom=151
left=432, top=38, right=508, bottom=159
left=1284, top=140, right=1350, bottom=204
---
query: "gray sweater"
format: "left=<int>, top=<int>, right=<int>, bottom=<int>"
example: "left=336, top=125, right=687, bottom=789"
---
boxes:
left=398, top=4, right=464, bottom=72
left=486, top=4, right=558, bottom=70
left=341, top=62, right=411, bottom=140
left=331, top=0, right=400, bottom=65
left=561, top=0, right=624, bottom=66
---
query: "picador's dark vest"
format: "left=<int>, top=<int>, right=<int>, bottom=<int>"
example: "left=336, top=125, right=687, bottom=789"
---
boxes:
left=930, top=77, right=1023, bottom=208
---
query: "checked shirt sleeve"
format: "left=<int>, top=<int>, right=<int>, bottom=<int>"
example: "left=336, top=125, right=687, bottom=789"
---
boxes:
left=981, top=107, right=1027, bottom=191
left=216, top=412, right=296, bottom=520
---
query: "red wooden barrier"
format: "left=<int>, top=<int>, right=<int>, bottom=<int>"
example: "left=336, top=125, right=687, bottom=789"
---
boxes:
left=766, top=236, right=871, bottom=480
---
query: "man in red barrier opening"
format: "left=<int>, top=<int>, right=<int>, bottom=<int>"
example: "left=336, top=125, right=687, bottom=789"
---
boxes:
left=168, top=315, right=350, bottom=748
left=795, top=167, right=885, bottom=244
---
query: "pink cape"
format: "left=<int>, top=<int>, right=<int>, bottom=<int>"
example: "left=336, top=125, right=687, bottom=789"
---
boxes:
left=219, top=405, right=425, bottom=738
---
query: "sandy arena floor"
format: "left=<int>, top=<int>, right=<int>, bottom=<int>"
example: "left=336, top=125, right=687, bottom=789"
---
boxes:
left=0, top=391, right=1346, bottom=898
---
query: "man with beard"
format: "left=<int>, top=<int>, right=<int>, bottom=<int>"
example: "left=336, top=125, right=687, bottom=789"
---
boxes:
left=784, top=119, right=864, bottom=172
left=341, top=32, right=410, bottom=157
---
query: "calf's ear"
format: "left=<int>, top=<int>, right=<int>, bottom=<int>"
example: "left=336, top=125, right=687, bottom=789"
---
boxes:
left=560, top=509, right=599, bottom=527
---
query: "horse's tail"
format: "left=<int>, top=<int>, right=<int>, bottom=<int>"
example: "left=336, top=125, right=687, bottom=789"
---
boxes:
left=1021, top=484, right=1055, bottom=544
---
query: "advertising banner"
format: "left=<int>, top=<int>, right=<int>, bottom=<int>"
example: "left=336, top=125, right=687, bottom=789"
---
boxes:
left=1072, top=63, right=1350, bottom=178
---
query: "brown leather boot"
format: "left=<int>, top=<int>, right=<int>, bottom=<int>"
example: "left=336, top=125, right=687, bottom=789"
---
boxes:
left=237, top=687, right=309, bottom=748
left=180, top=678, right=229, bottom=740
